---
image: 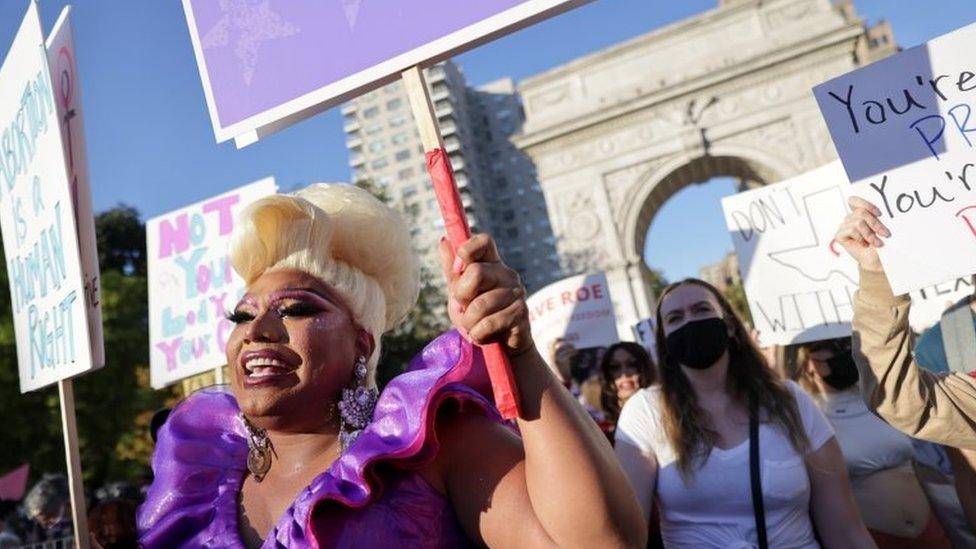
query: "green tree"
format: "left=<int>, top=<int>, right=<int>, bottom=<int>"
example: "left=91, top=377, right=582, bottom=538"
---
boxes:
left=354, top=180, right=450, bottom=388
left=0, top=206, right=176, bottom=488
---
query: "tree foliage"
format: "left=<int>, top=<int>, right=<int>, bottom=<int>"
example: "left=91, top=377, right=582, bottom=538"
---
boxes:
left=0, top=206, right=176, bottom=488
left=353, top=180, right=450, bottom=389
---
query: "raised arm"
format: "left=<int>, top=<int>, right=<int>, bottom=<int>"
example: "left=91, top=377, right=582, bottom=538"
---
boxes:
left=434, top=234, right=646, bottom=548
left=836, top=197, right=976, bottom=450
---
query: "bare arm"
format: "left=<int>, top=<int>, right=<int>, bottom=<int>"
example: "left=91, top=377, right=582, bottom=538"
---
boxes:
left=435, top=235, right=646, bottom=548
left=837, top=196, right=976, bottom=449
left=806, top=437, right=876, bottom=548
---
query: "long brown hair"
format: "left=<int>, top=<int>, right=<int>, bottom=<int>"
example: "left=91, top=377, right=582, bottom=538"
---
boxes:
left=655, top=278, right=809, bottom=478
left=599, top=342, right=656, bottom=423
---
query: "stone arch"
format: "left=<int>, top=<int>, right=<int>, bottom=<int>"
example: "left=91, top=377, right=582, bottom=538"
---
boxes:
left=621, top=146, right=795, bottom=265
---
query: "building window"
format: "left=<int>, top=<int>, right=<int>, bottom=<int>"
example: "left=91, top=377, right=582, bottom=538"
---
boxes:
left=389, top=115, right=407, bottom=127
left=364, top=124, right=383, bottom=135
left=386, top=98, right=403, bottom=111
left=397, top=167, right=414, bottom=180
left=363, top=106, right=380, bottom=119
left=368, top=140, right=386, bottom=153
left=370, top=158, right=389, bottom=169
left=391, top=131, right=408, bottom=145
left=395, top=149, right=412, bottom=162
left=401, top=185, right=418, bottom=199
left=506, top=227, right=518, bottom=238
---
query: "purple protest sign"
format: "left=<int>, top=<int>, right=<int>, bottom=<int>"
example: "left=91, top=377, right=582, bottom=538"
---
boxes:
left=182, top=0, right=590, bottom=145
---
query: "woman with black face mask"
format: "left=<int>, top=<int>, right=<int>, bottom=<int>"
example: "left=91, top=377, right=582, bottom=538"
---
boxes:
left=796, top=339, right=952, bottom=547
left=614, top=278, right=874, bottom=548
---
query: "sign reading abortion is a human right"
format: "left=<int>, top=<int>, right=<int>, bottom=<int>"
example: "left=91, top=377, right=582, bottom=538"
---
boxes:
left=0, top=2, right=94, bottom=392
left=147, top=178, right=276, bottom=389
left=814, top=21, right=976, bottom=294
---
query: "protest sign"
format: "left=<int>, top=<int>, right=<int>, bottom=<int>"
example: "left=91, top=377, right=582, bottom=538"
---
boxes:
left=722, top=162, right=858, bottom=346
left=527, top=272, right=619, bottom=359
left=631, top=317, right=658, bottom=363
left=47, top=7, right=104, bottom=370
left=909, top=276, right=974, bottom=332
left=182, top=0, right=591, bottom=146
left=0, top=2, right=94, bottom=392
left=814, top=21, right=976, bottom=294
left=147, top=178, right=276, bottom=389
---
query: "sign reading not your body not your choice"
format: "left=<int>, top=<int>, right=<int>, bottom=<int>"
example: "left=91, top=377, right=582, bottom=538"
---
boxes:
left=147, top=178, right=276, bottom=389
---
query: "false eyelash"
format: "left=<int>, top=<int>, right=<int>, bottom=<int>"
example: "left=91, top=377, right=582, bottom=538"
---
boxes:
left=225, top=310, right=254, bottom=324
left=277, top=303, right=321, bottom=318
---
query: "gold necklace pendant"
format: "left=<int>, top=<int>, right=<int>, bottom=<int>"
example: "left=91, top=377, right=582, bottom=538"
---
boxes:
left=247, top=444, right=271, bottom=482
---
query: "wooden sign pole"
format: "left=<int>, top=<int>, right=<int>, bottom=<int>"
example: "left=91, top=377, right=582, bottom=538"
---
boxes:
left=402, top=65, right=522, bottom=419
left=58, top=379, right=90, bottom=549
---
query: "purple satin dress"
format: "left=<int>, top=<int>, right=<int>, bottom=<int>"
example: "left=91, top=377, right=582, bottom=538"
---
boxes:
left=138, top=330, right=500, bottom=548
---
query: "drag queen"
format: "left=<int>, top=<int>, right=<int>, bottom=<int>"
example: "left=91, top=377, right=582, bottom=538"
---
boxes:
left=137, top=184, right=644, bottom=548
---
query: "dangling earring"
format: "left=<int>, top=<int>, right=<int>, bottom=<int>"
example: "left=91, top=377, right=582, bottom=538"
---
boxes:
left=240, top=414, right=272, bottom=482
left=338, top=356, right=378, bottom=450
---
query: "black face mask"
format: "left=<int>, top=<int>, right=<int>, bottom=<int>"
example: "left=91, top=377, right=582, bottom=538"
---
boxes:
left=665, top=318, right=729, bottom=370
left=823, top=354, right=859, bottom=390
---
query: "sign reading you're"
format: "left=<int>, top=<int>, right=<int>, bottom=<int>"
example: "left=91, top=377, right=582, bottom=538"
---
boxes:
left=815, top=21, right=976, bottom=294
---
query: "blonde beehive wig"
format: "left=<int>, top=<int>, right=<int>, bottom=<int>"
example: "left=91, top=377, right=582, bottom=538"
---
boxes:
left=229, top=183, right=421, bottom=386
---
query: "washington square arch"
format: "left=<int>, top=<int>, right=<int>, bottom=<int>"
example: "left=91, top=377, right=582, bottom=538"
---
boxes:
left=514, top=0, right=897, bottom=337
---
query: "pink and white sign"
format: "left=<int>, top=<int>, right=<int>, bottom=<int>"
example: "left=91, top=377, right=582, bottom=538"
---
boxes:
left=527, top=272, right=618, bottom=359
left=147, top=178, right=276, bottom=388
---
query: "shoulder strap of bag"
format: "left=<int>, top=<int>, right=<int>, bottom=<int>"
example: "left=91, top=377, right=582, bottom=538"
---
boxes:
left=940, top=295, right=976, bottom=374
left=749, top=402, right=768, bottom=549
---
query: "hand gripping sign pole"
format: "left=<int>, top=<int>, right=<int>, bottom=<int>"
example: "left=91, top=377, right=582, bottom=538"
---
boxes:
left=402, top=66, right=521, bottom=419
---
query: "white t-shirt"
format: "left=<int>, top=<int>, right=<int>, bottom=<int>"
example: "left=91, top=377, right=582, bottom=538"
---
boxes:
left=819, top=390, right=914, bottom=479
left=615, top=381, right=834, bottom=548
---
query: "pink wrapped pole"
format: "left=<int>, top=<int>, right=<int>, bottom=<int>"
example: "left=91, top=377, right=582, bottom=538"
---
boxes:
left=426, top=148, right=522, bottom=419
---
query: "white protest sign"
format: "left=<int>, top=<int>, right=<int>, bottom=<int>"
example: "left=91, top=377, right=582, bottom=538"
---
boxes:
left=722, top=162, right=858, bottom=346
left=147, top=178, right=276, bottom=389
left=814, top=21, right=976, bottom=294
left=46, top=7, right=104, bottom=370
left=631, top=317, right=658, bottom=363
left=909, top=276, right=973, bottom=332
left=527, top=272, right=618, bottom=358
left=0, top=2, right=94, bottom=392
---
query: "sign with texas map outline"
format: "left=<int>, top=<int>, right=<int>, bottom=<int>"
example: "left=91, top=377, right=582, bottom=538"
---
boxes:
left=182, top=0, right=591, bottom=147
left=722, top=162, right=859, bottom=346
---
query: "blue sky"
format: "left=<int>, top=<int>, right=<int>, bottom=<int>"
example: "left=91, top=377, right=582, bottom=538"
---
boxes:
left=0, top=0, right=973, bottom=281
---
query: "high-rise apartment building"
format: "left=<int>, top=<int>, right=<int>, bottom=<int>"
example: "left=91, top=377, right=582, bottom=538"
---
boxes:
left=342, top=61, right=561, bottom=292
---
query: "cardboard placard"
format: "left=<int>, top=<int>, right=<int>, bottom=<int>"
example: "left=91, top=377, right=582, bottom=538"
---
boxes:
left=527, top=272, right=618, bottom=359
left=46, top=7, right=104, bottom=370
left=814, top=21, right=976, bottom=294
left=182, top=0, right=591, bottom=146
left=722, top=162, right=858, bottom=346
left=147, top=178, right=276, bottom=389
left=0, top=2, right=95, bottom=392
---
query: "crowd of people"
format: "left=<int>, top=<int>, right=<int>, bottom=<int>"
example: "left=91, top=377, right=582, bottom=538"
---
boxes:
left=4, top=187, right=976, bottom=548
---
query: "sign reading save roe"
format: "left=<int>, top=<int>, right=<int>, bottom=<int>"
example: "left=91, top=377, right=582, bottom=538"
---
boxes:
left=526, top=272, right=618, bottom=358
left=0, top=3, right=94, bottom=392
left=147, top=178, right=276, bottom=388
left=814, top=21, right=976, bottom=294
